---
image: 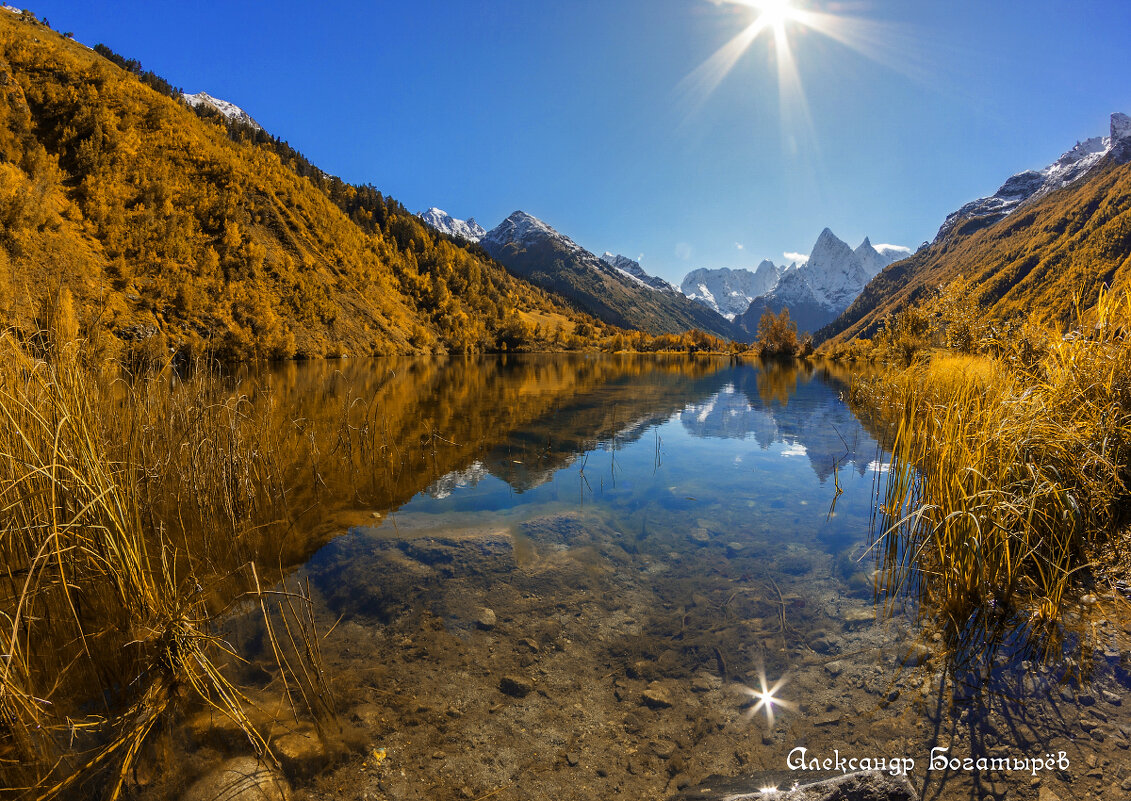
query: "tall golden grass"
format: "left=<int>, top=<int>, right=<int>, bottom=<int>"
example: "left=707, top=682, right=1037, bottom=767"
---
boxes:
left=0, top=331, right=332, bottom=799
left=853, top=288, right=1131, bottom=662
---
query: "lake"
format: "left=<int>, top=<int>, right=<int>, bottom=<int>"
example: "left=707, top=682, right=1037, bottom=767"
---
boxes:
left=179, top=354, right=1130, bottom=801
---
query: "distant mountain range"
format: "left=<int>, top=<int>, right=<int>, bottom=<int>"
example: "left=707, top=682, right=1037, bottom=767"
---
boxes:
left=419, top=208, right=908, bottom=340
left=821, top=112, right=1131, bottom=345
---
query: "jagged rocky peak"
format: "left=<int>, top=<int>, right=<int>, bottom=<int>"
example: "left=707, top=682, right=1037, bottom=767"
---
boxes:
left=854, top=236, right=906, bottom=278
left=937, top=111, right=1130, bottom=240
left=419, top=208, right=487, bottom=242
left=182, top=91, right=262, bottom=131
left=1111, top=112, right=1131, bottom=162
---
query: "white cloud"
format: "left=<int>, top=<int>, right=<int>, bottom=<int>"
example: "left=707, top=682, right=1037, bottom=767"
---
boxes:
left=873, top=243, right=912, bottom=257
left=784, top=251, right=809, bottom=264
left=637, top=253, right=645, bottom=262
left=735, top=242, right=744, bottom=250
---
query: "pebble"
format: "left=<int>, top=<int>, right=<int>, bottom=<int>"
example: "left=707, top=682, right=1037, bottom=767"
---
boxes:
left=1038, top=786, right=1062, bottom=801
left=476, top=608, right=497, bottom=630
left=902, top=643, right=931, bottom=667
left=824, top=661, right=844, bottom=677
left=1122, top=777, right=1131, bottom=791
left=499, top=674, right=534, bottom=698
left=565, top=751, right=580, bottom=767
left=1101, top=690, right=1121, bottom=706
left=691, top=674, right=714, bottom=693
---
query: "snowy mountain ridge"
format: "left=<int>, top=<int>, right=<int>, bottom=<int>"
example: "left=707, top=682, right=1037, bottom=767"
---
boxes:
left=680, top=262, right=783, bottom=320
left=182, top=91, right=262, bottom=132
left=419, top=208, right=487, bottom=242
left=937, top=112, right=1131, bottom=240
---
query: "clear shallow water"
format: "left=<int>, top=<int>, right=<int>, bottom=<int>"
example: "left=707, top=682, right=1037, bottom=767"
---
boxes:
left=201, top=356, right=1131, bottom=801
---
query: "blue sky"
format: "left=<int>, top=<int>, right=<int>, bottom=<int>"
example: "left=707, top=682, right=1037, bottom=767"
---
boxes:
left=33, top=1, right=1131, bottom=284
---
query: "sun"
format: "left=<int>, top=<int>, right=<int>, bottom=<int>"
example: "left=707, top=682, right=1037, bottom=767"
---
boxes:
left=753, top=0, right=798, bottom=30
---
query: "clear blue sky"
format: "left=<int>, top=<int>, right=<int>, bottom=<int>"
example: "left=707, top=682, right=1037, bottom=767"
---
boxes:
left=32, top=1, right=1131, bottom=284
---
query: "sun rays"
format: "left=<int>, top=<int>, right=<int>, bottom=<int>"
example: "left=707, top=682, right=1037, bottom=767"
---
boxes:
left=678, top=1, right=916, bottom=153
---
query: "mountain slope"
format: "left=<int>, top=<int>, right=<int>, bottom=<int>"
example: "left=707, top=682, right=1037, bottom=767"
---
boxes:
left=0, top=13, right=600, bottom=358
left=820, top=113, right=1131, bottom=345
left=480, top=212, right=740, bottom=340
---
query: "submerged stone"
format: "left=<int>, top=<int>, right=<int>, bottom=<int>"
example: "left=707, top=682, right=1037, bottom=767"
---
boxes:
left=642, top=681, right=674, bottom=709
left=499, top=674, right=534, bottom=697
left=181, top=757, right=291, bottom=801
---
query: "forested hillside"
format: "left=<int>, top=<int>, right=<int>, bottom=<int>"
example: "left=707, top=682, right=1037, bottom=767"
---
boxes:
left=0, top=11, right=609, bottom=359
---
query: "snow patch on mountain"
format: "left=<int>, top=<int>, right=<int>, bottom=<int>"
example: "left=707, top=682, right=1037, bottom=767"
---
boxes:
left=419, top=208, right=487, bottom=242
left=600, top=253, right=677, bottom=293
left=937, top=112, right=1131, bottom=240
left=182, top=91, right=262, bottom=131
left=873, top=244, right=912, bottom=262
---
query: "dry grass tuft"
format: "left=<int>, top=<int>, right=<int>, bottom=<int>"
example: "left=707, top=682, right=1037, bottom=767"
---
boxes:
left=0, top=331, right=332, bottom=799
left=853, top=287, right=1131, bottom=664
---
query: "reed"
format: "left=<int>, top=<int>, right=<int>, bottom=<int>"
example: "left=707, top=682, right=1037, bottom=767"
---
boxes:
left=0, top=332, right=330, bottom=799
left=857, top=288, right=1131, bottom=662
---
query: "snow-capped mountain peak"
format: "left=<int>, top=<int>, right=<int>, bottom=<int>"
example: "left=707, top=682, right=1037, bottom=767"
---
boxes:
left=937, top=112, right=1131, bottom=240
left=182, top=91, right=262, bottom=131
left=853, top=237, right=891, bottom=279
left=419, top=208, right=487, bottom=242
left=481, top=211, right=581, bottom=253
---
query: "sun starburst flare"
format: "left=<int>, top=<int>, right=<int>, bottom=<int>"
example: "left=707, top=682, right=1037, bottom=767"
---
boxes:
left=738, top=665, right=797, bottom=728
left=678, top=0, right=923, bottom=151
